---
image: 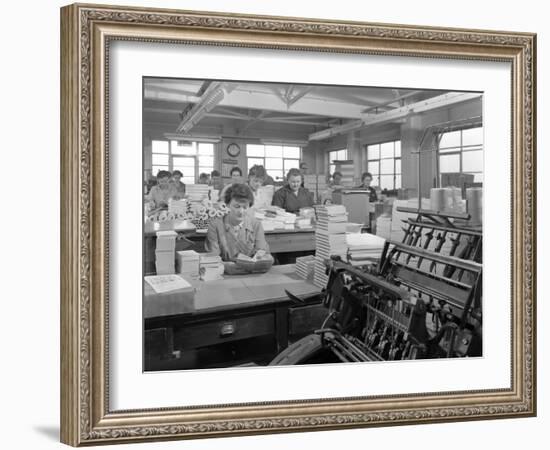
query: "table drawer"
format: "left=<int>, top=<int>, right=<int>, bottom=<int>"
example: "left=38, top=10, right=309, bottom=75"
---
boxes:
left=174, top=312, right=275, bottom=350
left=288, top=303, right=328, bottom=337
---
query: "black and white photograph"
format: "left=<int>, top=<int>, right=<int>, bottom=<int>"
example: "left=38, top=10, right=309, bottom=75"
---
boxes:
left=142, top=78, right=484, bottom=371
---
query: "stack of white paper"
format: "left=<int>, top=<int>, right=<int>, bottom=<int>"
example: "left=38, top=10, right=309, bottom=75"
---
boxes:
left=155, top=230, right=177, bottom=275
left=296, top=217, right=313, bottom=229
left=313, top=204, right=349, bottom=288
left=168, top=198, right=188, bottom=217
left=199, top=253, right=224, bottom=281
left=176, top=250, right=200, bottom=280
left=186, top=184, right=210, bottom=202
left=145, top=274, right=191, bottom=294
left=295, top=255, right=316, bottom=280
left=346, top=232, right=386, bottom=266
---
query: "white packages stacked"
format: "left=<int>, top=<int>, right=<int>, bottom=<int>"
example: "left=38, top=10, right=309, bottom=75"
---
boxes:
left=199, top=253, right=224, bottom=281
left=346, top=233, right=386, bottom=266
left=313, top=204, right=349, bottom=288
left=186, top=184, right=210, bottom=202
left=256, top=206, right=297, bottom=231
left=168, top=198, right=188, bottom=217
left=176, top=250, right=200, bottom=280
left=155, top=230, right=177, bottom=275
left=295, top=255, right=316, bottom=280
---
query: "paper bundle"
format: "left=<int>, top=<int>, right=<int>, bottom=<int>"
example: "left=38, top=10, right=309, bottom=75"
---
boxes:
left=176, top=250, right=200, bottom=280
left=295, top=255, right=316, bottom=280
left=155, top=230, right=177, bottom=275
left=199, top=253, right=224, bottom=281
left=346, top=232, right=386, bottom=266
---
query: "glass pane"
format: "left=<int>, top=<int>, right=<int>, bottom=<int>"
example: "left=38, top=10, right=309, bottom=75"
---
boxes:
left=182, top=177, right=195, bottom=185
left=395, top=159, right=401, bottom=174
left=463, top=127, right=483, bottom=146
left=395, top=175, right=402, bottom=189
left=284, top=159, right=299, bottom=171
left=265, top=157, right=283, bottom=170
left=439, top=130, right=461, bottom=149
left=329, top=164, right=335, bottom=175
left=171, top=140, right=196, bottom=155
left=440, top=154, right=460, bottom=173
left=380, top=158, right=394, bottom=174
left=462, top=150, right=483, bottom=172
left=198, top=156, right=214, bottom=167
left=367, top=162, right=379, bottom=177
left=246, top=144, right=264, bottom=157
left=248, top=158, right=264, bottom=171
left=380, top=142, right=394, bottom=159
left=265, top=145, right=283, bottom=157
left=283, top=146, right=300, bottom=158
left=267, top=170, right=283, bottom=181
left=173, top=156, right=195, bottom=167
left=394, top=141, right=401, bottom=157
left=152, top=165, right=168, bottom=176
left=152, top=154, right=168, bottom=165
left=367, top=144, right=380, bottom=160
left=338, top=149, right=348, bottom=160
left=199, top=166, right=213, bottom=175
left=152, top=140, right=169, bottom=154
left=198, top=143, right=214, bottom=155
left=379, top=175, right=394, bottom=190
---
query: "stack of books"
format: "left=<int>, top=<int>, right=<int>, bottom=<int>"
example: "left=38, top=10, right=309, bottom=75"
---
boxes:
left=295, top=255, right=316, bottom=280
left=255, top=206, right=297, bottom=231
left=199, top=253, right=224, bottom=281
left=176, top=250, right=200, bottom=280
left=186, top=184, right=210, bottom=202
left=168, top=198, right=188, bottom=217
left=346, top=233, right=386, bottom=266
left=155, top=230, right=177, bottom=275
left=375, top=215, right=392, bottom=241
left=313, top=204, right=349, bottom=288
left=295, top=217, right=313, bottom=229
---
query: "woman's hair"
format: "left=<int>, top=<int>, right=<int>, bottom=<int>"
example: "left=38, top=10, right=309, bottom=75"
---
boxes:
left=230, top=166, right=243, bottom=177
left=199, top=172, right=209, bottom=180
left=332, top=171, right=343, bottom=179
left=172, top=170, right=183, bottom=177
left=224, top=183, right=254, bottom=206
left=156, top=170, right=171, bottom=180
left=286, top=168, right=302, bottom=179
left=248, top=165, right=266, bottom=179
left=211, top=170, right=221, bottom=177
left=361, top=172, right=373, bottom=182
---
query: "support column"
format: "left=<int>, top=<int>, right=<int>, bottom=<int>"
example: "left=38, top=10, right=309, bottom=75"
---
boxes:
left=347, top=131, right=362, bottom=185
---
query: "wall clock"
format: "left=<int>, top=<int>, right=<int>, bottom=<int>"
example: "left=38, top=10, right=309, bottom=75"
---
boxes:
left=226, top=143, right=241, bottom=157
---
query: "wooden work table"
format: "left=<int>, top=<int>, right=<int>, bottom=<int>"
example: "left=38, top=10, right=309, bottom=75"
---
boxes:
left=144, top=221, right=315, bottom=275
left=144, top=265, right=326, bottom=371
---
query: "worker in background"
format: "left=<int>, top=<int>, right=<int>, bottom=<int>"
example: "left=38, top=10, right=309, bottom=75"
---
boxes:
left=170, top=170, right=186, bottom=199
left=210, top=169, right=223, bottom=190
left=219, top=166, right=243, bottom=199
left=358, top=171, right=378, bottom=202
left=198, top=172, right=210, bottom=184
left=328, top=171, right=343, bottom=188
left=271, top=168, right=314, bottom=214
left=299, top=161, right=309, bottom=187
left=205, top=183, right=271, bottom=262
left=146, top=170, right=177, bottom=211
left=247, top=165, right=272, bottom=209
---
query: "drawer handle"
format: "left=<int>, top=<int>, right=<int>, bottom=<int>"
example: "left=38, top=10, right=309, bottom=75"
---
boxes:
left=219, top=322, right=236, bottom=337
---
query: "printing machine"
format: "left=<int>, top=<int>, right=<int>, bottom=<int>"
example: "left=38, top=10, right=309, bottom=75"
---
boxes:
left=271, top=208, right=482, bottom=365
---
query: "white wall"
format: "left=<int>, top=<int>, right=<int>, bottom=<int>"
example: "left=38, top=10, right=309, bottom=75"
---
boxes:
left=1, top=1, right=547, bottom=450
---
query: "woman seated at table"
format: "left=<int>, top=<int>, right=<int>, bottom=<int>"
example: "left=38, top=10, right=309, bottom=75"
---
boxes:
left=357, top=171, right=378, bottom=202
left=146, top=170, right=177, bottom=211
left=205, top=183, right=271, bottom=262
left=247, top=165, right=273, bottom=210
left=271, top=168, right=314, bottom=214
left=170, top=170, right=186, bottom=199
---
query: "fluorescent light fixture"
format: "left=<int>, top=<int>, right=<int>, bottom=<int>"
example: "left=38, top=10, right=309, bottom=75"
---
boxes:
left=164, top=133, right=221, bottom=143
left=260, top=139, right=309, bottom=147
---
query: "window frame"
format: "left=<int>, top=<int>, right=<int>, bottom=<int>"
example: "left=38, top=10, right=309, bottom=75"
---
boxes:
left=437, top=126, right=483, bottom=183
left=366, top=140, right=402, bottom=190
left=246, top=144, right=302, bottom=182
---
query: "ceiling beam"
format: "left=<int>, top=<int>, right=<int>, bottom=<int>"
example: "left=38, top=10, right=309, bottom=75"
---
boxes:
left=309, top=92, right=481, bottom=141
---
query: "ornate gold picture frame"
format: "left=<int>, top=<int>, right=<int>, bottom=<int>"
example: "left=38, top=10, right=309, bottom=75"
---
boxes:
left=60, top=3, right=536, bottom=446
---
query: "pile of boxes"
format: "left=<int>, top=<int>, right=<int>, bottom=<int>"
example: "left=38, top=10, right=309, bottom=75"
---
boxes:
left=155, top=230, right=177, bottom=275
left=176, top=250, right=200, bottom=280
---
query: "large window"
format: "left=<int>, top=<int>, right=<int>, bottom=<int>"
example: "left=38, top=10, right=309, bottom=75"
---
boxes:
left=366, top=140, right=401, bottom=190
left=151, top=140, right=214, bottom=185
left=329, top=149, right=348, bottom=175
left=438, top=127, right=483, bottom=183
left=246, top=144, right=301, bottom=181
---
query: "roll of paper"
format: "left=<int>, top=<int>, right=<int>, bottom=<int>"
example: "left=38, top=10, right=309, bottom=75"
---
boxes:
left=430, top=188, right=447, bottom=212
left=466, top=187, right=483, bottom=226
